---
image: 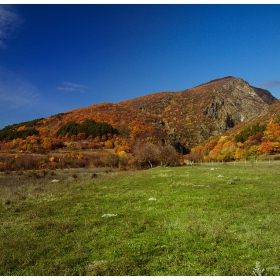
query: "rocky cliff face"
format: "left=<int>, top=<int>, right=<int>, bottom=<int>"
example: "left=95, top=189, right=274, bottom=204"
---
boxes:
left=202, top=77, right=277, bottom=135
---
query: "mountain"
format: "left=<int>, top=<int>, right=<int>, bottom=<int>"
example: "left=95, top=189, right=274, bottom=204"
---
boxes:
left=0, top=76, right=277, bottom=155
left=63, top=76, right=276, bottom=151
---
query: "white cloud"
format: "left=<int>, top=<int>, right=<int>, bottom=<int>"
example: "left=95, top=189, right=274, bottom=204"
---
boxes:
left=0, top=5, right=23, bottom=48
left=57, top=86, right=76, bottom=91
left=57, top=82, right=89, bottom=93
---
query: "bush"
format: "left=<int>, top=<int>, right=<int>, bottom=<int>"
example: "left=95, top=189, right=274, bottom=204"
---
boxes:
left=100, top=153, right=119, bottom=168
left=133, top=142, right=161, bottom=168
left=158, top=145, right=180, bottom=166
left=273, top=155, right=280, bottom=160
left=0, top=154, right=42, bottom=171
left=118, top=153, right=136, bottom=170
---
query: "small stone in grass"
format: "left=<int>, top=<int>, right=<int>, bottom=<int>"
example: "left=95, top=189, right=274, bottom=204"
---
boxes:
left=51, top=179, right=60, bottom=183
left=227, top=180, right=235, bottom=185
left=102, top=214, right=117, bottom=217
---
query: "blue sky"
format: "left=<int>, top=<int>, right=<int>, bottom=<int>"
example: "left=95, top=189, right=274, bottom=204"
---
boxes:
left=0, top=3, right=280, bottom=129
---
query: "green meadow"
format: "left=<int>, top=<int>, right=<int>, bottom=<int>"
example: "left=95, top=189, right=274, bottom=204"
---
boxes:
left=1, top=161, right=280, bottom=275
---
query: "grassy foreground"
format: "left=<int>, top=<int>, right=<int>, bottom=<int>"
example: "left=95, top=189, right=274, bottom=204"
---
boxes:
left=1, top=161, right=280, bottom=276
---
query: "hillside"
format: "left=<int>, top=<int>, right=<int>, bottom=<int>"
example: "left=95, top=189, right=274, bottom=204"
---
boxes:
left=0, top=76, right=278, bottom=169
left=63, top=77, right=276, bottom=144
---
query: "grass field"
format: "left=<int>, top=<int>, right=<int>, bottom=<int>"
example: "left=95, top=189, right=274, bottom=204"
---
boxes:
left=1, top=161, right=280, bottom=275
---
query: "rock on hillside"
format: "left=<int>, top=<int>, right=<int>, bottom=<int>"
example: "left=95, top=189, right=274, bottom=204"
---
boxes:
left=202, top=77, right=277, bottom=135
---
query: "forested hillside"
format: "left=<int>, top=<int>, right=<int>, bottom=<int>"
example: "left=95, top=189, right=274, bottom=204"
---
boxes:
left=188, top=100, right=280, bottom=162
left=0, top=76, right=278, bottom=171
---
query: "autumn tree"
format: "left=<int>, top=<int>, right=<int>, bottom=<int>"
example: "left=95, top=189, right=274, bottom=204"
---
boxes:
left=260, top=141, right=274, bottom=155
left=187, top=146, right=204, bottom=162
left=158, top=145, right=180, bottom=166
left=133, top=142, right=161, bottom=168
left=263, top=123, right=280, bottom=142
left=244, top=145, right=261, bottom=158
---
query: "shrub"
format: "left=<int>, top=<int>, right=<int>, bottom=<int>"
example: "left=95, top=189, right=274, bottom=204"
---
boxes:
left=158, top=145, right=180, bottom=166
left=133, top=142, right=160, bottom=168
left=118, top=152, right=136, bottom=170
left=100, top=152, right=119, bottom=168
left=273, top=155, right=280, bottom=160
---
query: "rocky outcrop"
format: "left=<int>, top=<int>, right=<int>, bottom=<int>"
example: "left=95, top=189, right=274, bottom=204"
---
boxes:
left=203, top=77, right=277, bottom=135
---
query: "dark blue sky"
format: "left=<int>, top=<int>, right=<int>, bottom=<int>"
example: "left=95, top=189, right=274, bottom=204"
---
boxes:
left=0, top=3, right=280, bottom=128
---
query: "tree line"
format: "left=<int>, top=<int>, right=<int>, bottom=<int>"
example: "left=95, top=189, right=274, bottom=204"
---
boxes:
left=0, top=127, right=40, bottom=141
left=0, top=118, right=44, bottom=141
left=55, top=118, right=118, bottom=139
